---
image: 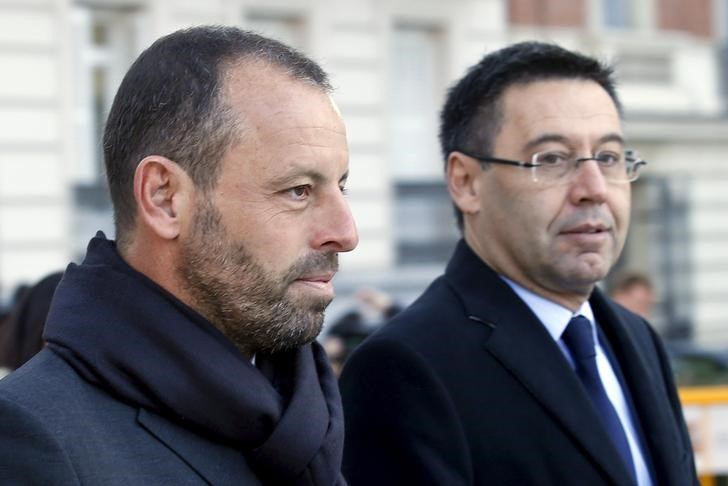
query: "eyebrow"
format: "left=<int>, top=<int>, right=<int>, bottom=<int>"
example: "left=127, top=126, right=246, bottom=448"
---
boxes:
left=524, top=132, right=625, bottom=152
left=268, top=168, right=349, bottom=188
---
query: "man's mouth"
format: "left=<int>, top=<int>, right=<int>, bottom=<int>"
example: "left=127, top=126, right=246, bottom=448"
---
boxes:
left=296, top=272, right=336, bottom=284
left=292, top=271, right=337, bottom=294
left=288, top=253, right=339, bottom=295
left=558, top=222, right=613, bottom=250
left=561, top=222, right=609, bottom=235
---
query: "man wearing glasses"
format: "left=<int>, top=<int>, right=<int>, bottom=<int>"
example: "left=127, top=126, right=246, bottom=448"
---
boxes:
left=340, top=42, right=697, bottom=485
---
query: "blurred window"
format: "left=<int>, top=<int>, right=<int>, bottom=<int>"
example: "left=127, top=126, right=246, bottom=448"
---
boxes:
left=70, top=5, right=142, bottom=257
left=390, top=24, right=457, bottom=265
left=614, top=51, right=672, bottom=84
left=390, top=24, right=442, bottom=180
left=394, top=182, right=458, bottom=265
left=602, top=0, right=634, bottom=29
left=71, top=5, right=142, bottom=183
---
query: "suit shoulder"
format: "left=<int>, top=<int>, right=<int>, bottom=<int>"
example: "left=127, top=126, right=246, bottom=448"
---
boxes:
left=0, top=370, right=80, bottom=484
left=345, top=275, right=491, bottom=387
left=0, top=349, right=259, bottom=485
left=372, top=276, right=465, bottom=341
left=0, top=349, right=99, bottom=414
left=0, top=349, right=140, bottom=453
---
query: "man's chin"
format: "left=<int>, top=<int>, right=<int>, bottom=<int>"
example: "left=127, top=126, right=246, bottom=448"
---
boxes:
left=559, top=252, right=613, bottom=282
left=289, top=279, right=336, bottom=306
left=287, top=288, right=333, bottom=315
left=264, top=315, right=325, bottom=354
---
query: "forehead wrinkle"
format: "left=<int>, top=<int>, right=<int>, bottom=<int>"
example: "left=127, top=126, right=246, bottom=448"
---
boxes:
left=245, top=126, right=346, bottom=165
left=265, top=124, right=346, bottom=138
left=282, top=141, right=346, bottom=150
left=519, top=114, right=623, bottom=147
left=512, top=112, right=620, bottom=133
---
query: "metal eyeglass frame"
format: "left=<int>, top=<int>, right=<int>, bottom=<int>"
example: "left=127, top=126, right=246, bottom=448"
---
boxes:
left=457, top=149, right=647, bottom=183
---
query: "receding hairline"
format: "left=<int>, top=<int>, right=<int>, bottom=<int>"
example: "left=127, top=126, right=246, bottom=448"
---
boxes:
left=214, top=56, right=338, bottom=150
left=219, top=56, right=333, bottom=108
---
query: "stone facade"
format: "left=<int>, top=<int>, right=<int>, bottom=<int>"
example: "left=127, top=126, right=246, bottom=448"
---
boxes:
left=0, top=0, right=726, bottom=343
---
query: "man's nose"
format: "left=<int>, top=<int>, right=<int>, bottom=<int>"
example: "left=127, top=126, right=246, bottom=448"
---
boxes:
left=569, top=159, right=609, bottom=205
left=312, top=190, right=359, bottom=253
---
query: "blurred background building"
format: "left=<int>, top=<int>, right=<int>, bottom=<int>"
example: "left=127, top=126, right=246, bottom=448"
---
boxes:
left=1, top=0, right=727, bottom=345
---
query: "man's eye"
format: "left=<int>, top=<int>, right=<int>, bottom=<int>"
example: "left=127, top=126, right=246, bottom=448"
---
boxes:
left=289, top=185, right=310, bottom=199
left=595, top=151, right=621, bottom=166
left=536, top=152, right=568, bottom=166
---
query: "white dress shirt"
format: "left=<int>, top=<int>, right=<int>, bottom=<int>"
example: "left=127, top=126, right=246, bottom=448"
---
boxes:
left=502, top=277, right=653, bottom=486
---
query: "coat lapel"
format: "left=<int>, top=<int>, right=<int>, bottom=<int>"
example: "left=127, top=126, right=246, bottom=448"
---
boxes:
left=445, top=241, right=634, bottom=485
left=591, top=291, right=689, bottom=486
left=137, top=408, right=262, bottom=485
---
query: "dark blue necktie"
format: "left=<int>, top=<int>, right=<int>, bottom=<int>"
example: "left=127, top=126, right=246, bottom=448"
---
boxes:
left=562, top=315, right=637, bottom=481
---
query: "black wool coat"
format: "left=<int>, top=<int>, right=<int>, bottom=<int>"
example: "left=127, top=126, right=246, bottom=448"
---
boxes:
left=340, top=240, right=697, bottom=486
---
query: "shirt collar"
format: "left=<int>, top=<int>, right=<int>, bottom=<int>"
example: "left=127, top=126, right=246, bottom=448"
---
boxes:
left=500, top=276, right=595, bottom=342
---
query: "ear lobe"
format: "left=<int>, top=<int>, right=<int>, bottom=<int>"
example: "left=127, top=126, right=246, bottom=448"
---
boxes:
left=133, top=156, right=191, bottom=241
left=447, top=152, right=482, bottom=216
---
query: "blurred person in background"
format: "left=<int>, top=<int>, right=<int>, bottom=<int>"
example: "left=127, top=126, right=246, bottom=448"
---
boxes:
left=0, top=26, right=357, bottom=485
left=0, top=282, right=32, bottom=326
left=323, top=287, right=401, bottom=376
left=340, top=42, right=696, bottom=485
left=0, top=272, right=62, bottom=378
left=610, top=272, right=656, bottom=320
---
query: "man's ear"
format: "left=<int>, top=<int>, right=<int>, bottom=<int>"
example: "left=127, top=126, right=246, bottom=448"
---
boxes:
left=447, top=151, right=482, bottom=216
left=133, top=156, right=193, bottom=241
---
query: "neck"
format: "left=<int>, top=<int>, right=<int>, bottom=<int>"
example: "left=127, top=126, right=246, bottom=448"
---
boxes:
left=462, top=231, right=592, bottom=312
left=121, top=234, right=190, bottom=310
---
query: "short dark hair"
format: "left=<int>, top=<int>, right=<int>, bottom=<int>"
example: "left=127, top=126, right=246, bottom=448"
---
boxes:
left=103, top=26, right=331, bottom=248
left=439, top=41, right=622, bottom=229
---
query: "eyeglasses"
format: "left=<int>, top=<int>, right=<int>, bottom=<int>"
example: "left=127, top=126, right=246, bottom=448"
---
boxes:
left=458, top=149, right=647, bottom=184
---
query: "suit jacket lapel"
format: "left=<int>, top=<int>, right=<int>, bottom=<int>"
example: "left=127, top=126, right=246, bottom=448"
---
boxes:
left=591, top=291, right=688, bottom=486
left=444, top=240, right=634, bottom=485
left=137, top=408, right=262, bottom=485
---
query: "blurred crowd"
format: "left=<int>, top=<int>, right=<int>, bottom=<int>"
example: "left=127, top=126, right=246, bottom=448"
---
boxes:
left=0, top=272, right=62, bottom=377
left=322, top=287, right=401, bottom=376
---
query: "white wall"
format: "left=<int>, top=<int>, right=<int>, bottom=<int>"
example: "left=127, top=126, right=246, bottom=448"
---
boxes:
left=0, top=0, right=726, bottom=345
left=0, top=0, right=73, bottom=302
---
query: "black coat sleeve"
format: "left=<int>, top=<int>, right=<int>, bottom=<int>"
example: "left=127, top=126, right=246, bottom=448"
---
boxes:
left=339, top=337, right=472, bottom=486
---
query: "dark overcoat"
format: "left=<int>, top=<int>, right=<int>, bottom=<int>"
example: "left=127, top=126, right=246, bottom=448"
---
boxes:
left=0, top=349, right=261, bottom=485
left=341, top=240, right=697, bottom=486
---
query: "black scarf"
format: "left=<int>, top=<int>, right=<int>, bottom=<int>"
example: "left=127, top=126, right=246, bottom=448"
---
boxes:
left=43, top=234, right=345, bottom=485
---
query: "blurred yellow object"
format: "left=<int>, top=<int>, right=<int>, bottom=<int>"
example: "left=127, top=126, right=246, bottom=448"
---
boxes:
left=698, top=474, right=714, bottom=486
left=680, top=386, right=728, bottom=405
left=679, top=386, right=728, bottom=484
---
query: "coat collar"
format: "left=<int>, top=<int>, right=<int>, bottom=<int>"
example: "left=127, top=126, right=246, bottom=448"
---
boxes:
left=443, top=240, right=636, bottom=485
